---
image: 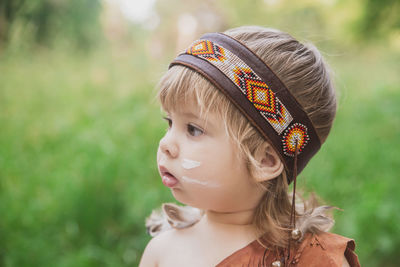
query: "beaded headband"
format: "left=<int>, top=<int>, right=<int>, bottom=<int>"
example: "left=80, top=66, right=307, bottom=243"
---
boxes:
left=169, top=32, right=321, bottom=182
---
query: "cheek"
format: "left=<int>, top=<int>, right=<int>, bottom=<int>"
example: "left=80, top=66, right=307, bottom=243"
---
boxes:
left=178, top=155, right=223, bottom=188
left=181, top=158, right=201, bottom=170
left=181, top=156, right=236, bottom=189
left=156, top=147, right=161, bottom=162
left=201, top=144, right=240, bottom=177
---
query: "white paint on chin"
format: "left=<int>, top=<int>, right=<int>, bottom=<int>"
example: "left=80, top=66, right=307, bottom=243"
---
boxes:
left=181, top=176, right=220, bottom=188
left=182, top=158, right=201, bottom=169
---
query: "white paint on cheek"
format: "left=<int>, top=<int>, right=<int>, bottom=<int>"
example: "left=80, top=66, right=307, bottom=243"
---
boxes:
left=182, top=158, right=201, bottom=169
left=181, top=159, right=219, bottom=188
left=181, top=176, right=220, bottom=188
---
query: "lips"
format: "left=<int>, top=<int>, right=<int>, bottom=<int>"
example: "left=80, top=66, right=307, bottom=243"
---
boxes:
left=159, top=165, right=179, bottom=188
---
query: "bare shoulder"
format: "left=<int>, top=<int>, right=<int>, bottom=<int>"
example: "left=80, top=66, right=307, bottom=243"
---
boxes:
left=139, top=230, right=173, bottom=267
left=138, top=234, right=161, bottom=267
left=139, top=228, right=192, bottom=267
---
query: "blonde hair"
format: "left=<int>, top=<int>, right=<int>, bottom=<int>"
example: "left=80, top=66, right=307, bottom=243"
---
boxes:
left=156, top=26, right=337, bottom=248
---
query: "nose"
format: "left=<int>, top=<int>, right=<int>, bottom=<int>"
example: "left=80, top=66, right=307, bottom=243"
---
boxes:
left=159, top=133, right=179, bottom=158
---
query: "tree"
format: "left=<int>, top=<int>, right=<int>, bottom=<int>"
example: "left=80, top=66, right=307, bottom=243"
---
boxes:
left=357, top=0, right=400, bottom=40
left=0, top=0, right=102, bottom=49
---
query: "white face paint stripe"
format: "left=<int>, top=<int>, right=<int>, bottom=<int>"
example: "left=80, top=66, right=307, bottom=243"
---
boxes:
left=182, top=158, right=201, bottom=169
left=181, top=176, right=220, bottom=188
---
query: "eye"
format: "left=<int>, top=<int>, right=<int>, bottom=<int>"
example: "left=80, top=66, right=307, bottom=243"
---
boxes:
left=162, top=116, right=172, bottom=129
left=187, top=124, right=203, bottom=137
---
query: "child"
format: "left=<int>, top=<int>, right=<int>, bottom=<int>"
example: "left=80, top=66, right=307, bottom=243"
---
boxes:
left=139, top=26, right=360, bottom=267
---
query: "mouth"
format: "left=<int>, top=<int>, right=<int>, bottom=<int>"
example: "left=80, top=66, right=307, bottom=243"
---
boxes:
left=159, top=165, right=179, bottom=188
left=159, top=165, right=174, bottom=177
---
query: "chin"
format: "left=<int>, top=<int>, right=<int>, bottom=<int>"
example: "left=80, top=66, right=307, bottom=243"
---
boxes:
left=170, top=188, right=189, bottom=205
left=170, top=188, right=233, bottom=211
left=171, top=190, right=205, bottom=209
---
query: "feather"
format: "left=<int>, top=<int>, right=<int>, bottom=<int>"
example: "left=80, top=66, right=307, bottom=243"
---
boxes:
left=145, top=203, right=204, bottom=237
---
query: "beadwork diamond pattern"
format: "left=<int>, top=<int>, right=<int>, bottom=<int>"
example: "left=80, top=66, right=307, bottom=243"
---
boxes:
left=187, top=39, right=293, bottom=134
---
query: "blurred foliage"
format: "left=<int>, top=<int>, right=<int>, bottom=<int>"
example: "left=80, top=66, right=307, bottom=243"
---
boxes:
left=0, top=0, right=102, bottom=49
left=356, top=0, right=400, bottom=40
left=0, top=0, right=400, bottom=266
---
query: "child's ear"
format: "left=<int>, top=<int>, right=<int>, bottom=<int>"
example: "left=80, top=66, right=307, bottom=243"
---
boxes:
left=252, top=142, right=284, bottom=182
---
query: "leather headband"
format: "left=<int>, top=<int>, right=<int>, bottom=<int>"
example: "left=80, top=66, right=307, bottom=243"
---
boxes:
left=169, top=32, right=321, bottom=181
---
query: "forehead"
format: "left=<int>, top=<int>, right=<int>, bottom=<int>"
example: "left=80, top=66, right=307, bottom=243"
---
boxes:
left=162, top=96, right=199, bottom=113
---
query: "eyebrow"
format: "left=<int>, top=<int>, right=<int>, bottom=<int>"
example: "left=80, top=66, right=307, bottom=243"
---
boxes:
left=162, top=109, right=198, bottom=119
left=168, top=110, right=218, bottom=130
left=180, top=111, right=199, bottom=119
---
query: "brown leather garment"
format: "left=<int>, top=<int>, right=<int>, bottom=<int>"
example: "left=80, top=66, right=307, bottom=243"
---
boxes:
left=216, top=232, right=360, bottom=267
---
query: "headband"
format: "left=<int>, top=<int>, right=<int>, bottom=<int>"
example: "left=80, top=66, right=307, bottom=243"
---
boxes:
left=169, top=32, right=321, bottom=182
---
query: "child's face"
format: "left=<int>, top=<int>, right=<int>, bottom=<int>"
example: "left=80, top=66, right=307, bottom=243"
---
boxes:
left=157, top=99, right=265, bottom=212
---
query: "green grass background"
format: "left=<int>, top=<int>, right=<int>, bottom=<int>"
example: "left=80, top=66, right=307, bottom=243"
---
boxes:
left=1, top=33, right=400, bottom=267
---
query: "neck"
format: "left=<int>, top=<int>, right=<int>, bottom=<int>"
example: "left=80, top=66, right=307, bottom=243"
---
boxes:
left=205, top=208, right=255, bottom=226
left=194, top=208, right=258, bottom=242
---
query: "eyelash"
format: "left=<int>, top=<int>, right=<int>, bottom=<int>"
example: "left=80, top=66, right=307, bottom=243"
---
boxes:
left=162, top=116, right=204, bottom=137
